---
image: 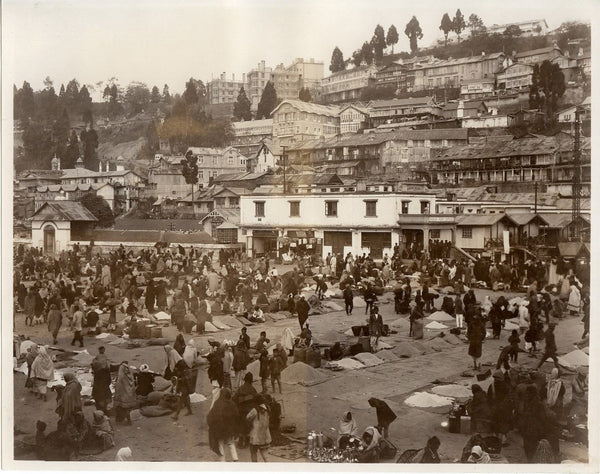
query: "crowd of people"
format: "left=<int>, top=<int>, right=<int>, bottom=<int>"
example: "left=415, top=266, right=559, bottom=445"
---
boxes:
left=13, top=239, right=589, bottom=463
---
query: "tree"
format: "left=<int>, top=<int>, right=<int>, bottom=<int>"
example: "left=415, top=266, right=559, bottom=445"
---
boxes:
left=124, top=81, right=151, bottom=114
left=299, top=87, right=312, bottom=102
left=532, top=60, right=566, bottom=127
left=64, top=129, right=80, bottom=169
left=452, top=9, right=466, bottom=42
left=361, top=41, right=374, bottom=65
left=386, top=25, right=399, bottom=53
left=37, top=86, right=58, bottom=120
left=183, top=78, right=199, bottom=105
left=503, top=24, right=522, bottom=37
left=17, top=81, right=35, bottom=121
left=405, top=16, right=424, bottom=55
left=43, top=76, right=53, bottom=89
left=80, top=193, right=114, bottom=227
left=103, top=85, right=111, bottom=102
left=162, top=84, right=171, bottom=102
left=52, top=108, right=70, bottom=150
left=256, top=81, right=278, bottom=119
left=151, top=85, right=161, bottom=103
left=64, top=79, right=80, bottom=109
left=468, top=14, right=484, bottom=37
left=329, top=46, right=346, bottom=73
left=181, top=149, right=199, bottom=215
left=233, top=86, right=252, bottom=121
left=20, top=120, right=53, bottom=170
left=351, top=49, right=363, bottom=67
left=371, top=24, right=386, bottom=63
left=440, top=13, right=453, bottom=47
left=80, top=125, right=99, bottom=170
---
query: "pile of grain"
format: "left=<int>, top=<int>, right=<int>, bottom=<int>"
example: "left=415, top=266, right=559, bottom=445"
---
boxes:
left=281, top=362, right=329, bottom=386
left=352, top=352, right=384, bottom=367
left=405, top=391, right=453, bottom=408
left=392, top=342, right=422, bottom=359
left=376, top=350, right=400, bottom=362
left=430, top=384, right=472, bottom=398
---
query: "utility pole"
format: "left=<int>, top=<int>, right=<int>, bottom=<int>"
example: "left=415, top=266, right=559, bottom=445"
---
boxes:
left=281, top=145, right=287, bottom=194
left=572, top=107, right=581, bottom=241
left=534, top=181, right=538, bottom=214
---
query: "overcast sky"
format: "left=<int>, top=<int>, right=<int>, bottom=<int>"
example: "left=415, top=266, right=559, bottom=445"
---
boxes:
left=3, top=0, right=595, bottom=98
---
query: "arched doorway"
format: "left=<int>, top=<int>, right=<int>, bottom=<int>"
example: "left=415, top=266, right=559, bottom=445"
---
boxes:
left=43, top=225, right=55, bottom=254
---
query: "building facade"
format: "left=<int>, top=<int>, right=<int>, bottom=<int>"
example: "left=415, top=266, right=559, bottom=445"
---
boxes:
left=271, top=100, right=340, bottom=148
left=208, top=73, right=246, bottom=104
left=486, top=19, right=548, bottom=37
left=495, top=63, right=534, bottom=91
left=320, top=65, right=378, bottom=104
left=230, top=119, right=273, bottom=158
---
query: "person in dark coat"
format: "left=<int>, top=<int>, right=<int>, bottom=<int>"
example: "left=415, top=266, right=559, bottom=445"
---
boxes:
left=468, top=384, right=492, bottom=434
left=234, top=373, right=258, bottom=449
left=91, top=347, right=112, bottom=413
left=296, top=295, right=310, bottom=330
left=343, top=285, right=353, bottom=315
left=467, top=314, right=485, bottom=369
left=207, top=388, right=239, bottom=462
left=367, top=397, right=397, bottom=439
left=173, top=333, right=186, bottom=356
left=487, top=370, right=512, bottom=444
left=536, top=323, right=560, bottom=370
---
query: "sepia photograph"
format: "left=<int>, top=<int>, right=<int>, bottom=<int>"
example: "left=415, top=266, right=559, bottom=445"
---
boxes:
left=2, top=0, right=597, bottom=471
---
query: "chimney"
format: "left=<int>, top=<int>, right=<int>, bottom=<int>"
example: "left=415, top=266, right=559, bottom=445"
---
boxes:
left=232, top=73, right=235, bottom=82
left=221, top=72, right=225, bottom=81
left=242, top=73, right=246, bottom=83
left=98, top=161, right=103, bottom=172
left=57, top=157, right=60, bottom=170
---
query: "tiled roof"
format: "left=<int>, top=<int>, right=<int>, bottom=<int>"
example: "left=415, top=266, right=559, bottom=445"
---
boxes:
left=271, top=99, right=341, bottom=117
left=505, top=213, right=549, bottom=226
left=368, top=97, right=437, bottom=108
left=30, top=201, right=98, bottom=222
left=456, top=214, right=517, bottom=226
left=515, top=46, right=561, bottom=58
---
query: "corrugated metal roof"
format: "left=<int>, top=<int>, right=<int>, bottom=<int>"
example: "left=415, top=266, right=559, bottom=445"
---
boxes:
left=505, top=213, right=548, bottom=226
left=537, top=213, right=573, bottom=228
left=515, top=46, right=561, bottom=58
left=557, top=242, right=584, bottom=258
left=30, top=201, right=98, bottom=222
left=271, top=99, right=340, bottom=117
left=456, top=214, right=516, bottom=226
left=367, top=97, right=437, bottom=108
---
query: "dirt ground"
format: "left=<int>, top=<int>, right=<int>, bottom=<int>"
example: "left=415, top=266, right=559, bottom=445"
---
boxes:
left=12, top=272, right=589, bottom=464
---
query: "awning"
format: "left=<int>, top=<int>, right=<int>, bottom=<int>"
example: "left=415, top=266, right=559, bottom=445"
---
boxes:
left=287, top=230, right=314, bottom=238
left=216, top=222, right=239, bottom=230
left=253, top=230, right=278, bottom=238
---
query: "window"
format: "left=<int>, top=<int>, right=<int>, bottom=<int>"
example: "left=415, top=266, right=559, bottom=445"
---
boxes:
left=420, top=201, right=430, bottom=214
left=228, top=156, right=234, bottom=165
left=215, top=197, right=226, bottom=207
left=462, top=227, right=472, bottom=239
left=365, top=200, right=377, bottom=217
left=401, top=201, right=410, bottom=214
left=198, top=170, right=204, bottom=179
left=289, top=201, right=300, bottom=217
left=325, top=200, right=338, bottom=217
left=254, top=201, right=265, bottom=217
left=229, top=197, right=239, bottom=207
left=430, top=229, right=440, bottom=239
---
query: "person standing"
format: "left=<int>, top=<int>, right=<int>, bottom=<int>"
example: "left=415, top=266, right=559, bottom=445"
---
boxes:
left=30, top=345, right=54, bottom=401
left=207, top=388, right=239, bottom=462
left=57, top=372, right=82, bottom=422
left=454, top=294, right=464, bottom=329
left=246, top=395, right=271, bottom=462
left=91, top=346, right=112, bottom=413
left=467, top=313, right=485, bottom=370
left=70, top=305, right=84, bottom=347
left=47, top=304, right=62, bottom=345
left=296, top=295, right=310, bottom=330
left=232, top=340, right=250, bottom=391
left=367, top=397, right=396, bottom=439
left=536, top=323, right=560, bottom=370
left=259, top=349, right=270, bottom=394
left=270, top=344, right=287, bottom=394
left=343, top=284, right=354, bottom=315
left=113, top=361, right=136, bottom=424
left=368, top=306, right=384, bottom=351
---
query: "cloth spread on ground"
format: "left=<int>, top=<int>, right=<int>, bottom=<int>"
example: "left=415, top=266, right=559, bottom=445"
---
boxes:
left=430, top=384, right=473, bottom=398
left=352, top=352, right=384, bottom=367
left=404, top=392, right=454, bottom=408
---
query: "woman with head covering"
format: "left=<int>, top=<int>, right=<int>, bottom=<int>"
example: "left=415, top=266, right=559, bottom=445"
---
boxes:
left=30, top=346, right=54, bottom=401
left=246, top=394, right=271, bottom=462
left=467, top=445, right=491, bottom=463
left=164, top=344, right=183, bottom=380
left=367, top=398, right=396, bottom=439
left=488, top=370, right=512, bottom=445
left=467, top=313, right=485, bottom=370
left=339, top=411, right=359, bottom=437
left=57, top=371, right=82, bottom=422
left=173, top=333, right=186, bottom=356
left=134, top=364, right=155, bottom=396
left=206, top=388, right=239, bottom=462
left=234, top=372, right=258, bottom=449
left=113, top=361, right=136, bottom=424
left=91, top=346, right=112, bottom=412
left=25, top=343, right=39, bottom=390
left=468, top=384, right=492, bottom=434
left=47, top=304, right=62, bottom=345
left=115, top=446, right=133, bottom=461
left=232, top=339, right=250, bottom=391
left=182, top=338, right=199, bottom=368
left=357, top=426, right=382, bottom=463
left=92, top=410, right=115, bottom=451
left=546, top=368, right=565, bottom=418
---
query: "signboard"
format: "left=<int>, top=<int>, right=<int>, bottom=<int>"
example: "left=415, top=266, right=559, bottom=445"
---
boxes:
left=503, top=230, right=510, bottom=255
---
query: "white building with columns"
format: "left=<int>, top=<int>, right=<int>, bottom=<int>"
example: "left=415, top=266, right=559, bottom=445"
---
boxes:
left=239, top=190, right=441, bottom=259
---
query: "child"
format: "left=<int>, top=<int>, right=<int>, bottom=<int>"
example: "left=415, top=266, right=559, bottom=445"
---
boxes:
left=259, top=349, right=270, bottom=394
left=508, top=329, right=520, bottom=363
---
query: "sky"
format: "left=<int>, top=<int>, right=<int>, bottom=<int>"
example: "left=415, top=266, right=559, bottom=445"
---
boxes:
left=2, top=0, right=595, bottom=99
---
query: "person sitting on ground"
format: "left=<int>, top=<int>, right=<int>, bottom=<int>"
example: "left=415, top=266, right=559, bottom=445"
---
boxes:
left=357, top=426, right=382, bottom=463
left=339, top=411, right=359, bottom=437
left=249, top=306, right=265, bottom=323
left=135, top=364, right=155, bottom=396
left=467, top=445, right=491, bottom=463
left=91, top=410, right=115, bottom=451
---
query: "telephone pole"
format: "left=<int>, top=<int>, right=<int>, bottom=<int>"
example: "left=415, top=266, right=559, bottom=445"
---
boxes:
left=281, top=145, right=288, bottom=194
left=572, top=107, right=582, bottom=241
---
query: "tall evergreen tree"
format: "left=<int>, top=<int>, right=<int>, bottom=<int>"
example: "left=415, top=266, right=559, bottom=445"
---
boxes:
left=151, top=85, right=161, bottom=103
left=329, top=46, right=346, bottom=73
left=351, top=50, right=363, bottom=67
left=298, top=87, right=312, bottom=102
left=183, top=78, right=199, bottom=105
left=64, top=129, right=80, bottom=169
left=181, top=149, right=199, bottom=215
left=233, top=86, right=252, bottom=121
left=371, top=24, right=386, bottom=63
left=80, top=125, right=99, bottom=170
left=440, top=13, right=453, bottom=47
left=162, top=84, right=171, bottom=102
left=18, top=81, right=35, bottom=121
left=386, top=25, right=399, bottom=53
left=468, top=14, right=484, bottom=37
left=256, top=81, right=278, bottom=119
left=452, top=9, right=466, bottom=42
left=405, top=16, right=424, bottom=55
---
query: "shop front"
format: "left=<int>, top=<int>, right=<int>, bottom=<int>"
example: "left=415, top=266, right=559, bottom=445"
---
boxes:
left=279, top=230, right=321, bottom=258
left=323, top=231, right=353, bottom=257
left=250, top=229, right=278, bottom=257
left=360, top=231, right=392, bottom=259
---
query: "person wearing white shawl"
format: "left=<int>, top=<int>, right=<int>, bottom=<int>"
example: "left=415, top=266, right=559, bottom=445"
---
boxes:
left=567, top=283, right=581, bottom=315
left=546, top=368, right=564, bottom=409
left=339, top=411, right=359, bottom=436
left=467, top=445, right=490, bottom=463
left=280, top=327, right=295, bottom=354
left=182, top=339, right=199, bottom=368
left=163, top=345, right=182, bottom=379
left=115, top=446, right=132, bottom=461
left=358, top=426, right=382, bottom=463
left=31, top=346, right=54, bottom=400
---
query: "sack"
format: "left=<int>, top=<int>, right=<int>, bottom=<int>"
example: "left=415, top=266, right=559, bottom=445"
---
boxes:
left=525, top=342, right=532, bottom=350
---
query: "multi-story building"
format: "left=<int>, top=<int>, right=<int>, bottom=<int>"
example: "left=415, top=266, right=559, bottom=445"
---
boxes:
left=366, top=97, right=443, bottom=128
left=431, top=135, right=590, bottom=195
left=339, top=104, right=369, bottom=134
left=320, top=64, right=378, bottom=104
left=271, top=99, right=340, bottom=148
left=230, top=119, right=273, bottom=158
left=271, top=64, right=302, bottom=102
left=413, top=53, right=506, bottom=91
left=246, top=60, right=274, bottom=111
left=459, top=78, right=495, bottom=99
left=208, top=73, right=246, bottom=104
left=239, top=190, right=439, bottom=259
left=495, top=63, right=534, bottom=91
left=486, top=19, right=548, bottom=37
left=286, top=57, right=324, bottom=91
left=514, top=45, right=562, bottom=65
left=286, top=128, right=468, bottom=174
left=34, top=183, right=116, bottom=211
left=373, top=56, right=436, bottom=93
left=149, top=147, right=247, bottom=198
